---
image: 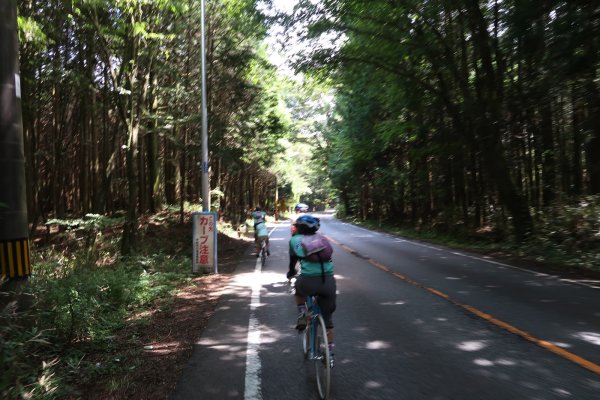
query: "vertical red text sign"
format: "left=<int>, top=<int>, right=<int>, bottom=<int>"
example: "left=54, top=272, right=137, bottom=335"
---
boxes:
left=192, top=212, right=217, bottom=273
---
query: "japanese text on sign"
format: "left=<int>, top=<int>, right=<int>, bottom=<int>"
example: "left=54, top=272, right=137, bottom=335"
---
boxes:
left=192, top=212, right=217, bottom=273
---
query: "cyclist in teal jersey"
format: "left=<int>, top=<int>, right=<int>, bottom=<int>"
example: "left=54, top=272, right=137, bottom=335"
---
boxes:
left=251, top=207, right=266, bottom=226
left=287, top=214, right=336, bottom=365
left=252, top=207, right=270, bottom=256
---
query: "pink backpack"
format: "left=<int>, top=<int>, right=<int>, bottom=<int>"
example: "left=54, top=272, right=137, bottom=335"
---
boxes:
left=300, top=233, right=333, bottom=262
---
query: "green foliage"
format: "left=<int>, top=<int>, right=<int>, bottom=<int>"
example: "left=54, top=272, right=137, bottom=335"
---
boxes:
left=31, top=252, right=189, bottom=345
left=2, top=212, right=195, bottom=398
left=0, top=301, right=58, bottom=399
left=281, top=0, right=600, bottom=240
left=529, top=196, right=600, bottom=269
left=17, top=16, right=47, bottom=47
left=268, top=76, right=337, bottom=207
left=345, top=196, right=600, bottom=273
left=46, top=214, right=124, bottom=233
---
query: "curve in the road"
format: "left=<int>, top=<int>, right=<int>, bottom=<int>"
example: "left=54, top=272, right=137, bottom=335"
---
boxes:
left=326, top=235, right=600, bottom=376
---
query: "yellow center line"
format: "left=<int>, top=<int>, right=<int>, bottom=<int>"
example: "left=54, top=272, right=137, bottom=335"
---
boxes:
left=328, top=236, right=600, bottom=375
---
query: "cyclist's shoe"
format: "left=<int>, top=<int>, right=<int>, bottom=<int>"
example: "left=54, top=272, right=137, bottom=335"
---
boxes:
left=295, top=313, right=308, bottom=330
left=267, top=250, right=271, bottom=256
left=329, top=353, right=335, bottom=369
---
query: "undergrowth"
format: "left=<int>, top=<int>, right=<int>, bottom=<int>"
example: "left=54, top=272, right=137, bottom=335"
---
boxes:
left=0, top=210, right=208, bottom=399
left=346, top=196, right=600, bottom=273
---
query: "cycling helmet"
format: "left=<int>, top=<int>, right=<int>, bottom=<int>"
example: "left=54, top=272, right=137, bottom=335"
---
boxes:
left=294, top=214, right=320, bottom=233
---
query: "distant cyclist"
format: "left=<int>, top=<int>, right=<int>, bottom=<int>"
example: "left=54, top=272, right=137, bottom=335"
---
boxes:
left=287, top=214, right=336, bottom=365
left=252, top=207, right=270, bottom=257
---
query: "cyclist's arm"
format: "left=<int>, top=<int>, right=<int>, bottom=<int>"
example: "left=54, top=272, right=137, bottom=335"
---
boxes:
left=287, top=244, right=300, bottom=279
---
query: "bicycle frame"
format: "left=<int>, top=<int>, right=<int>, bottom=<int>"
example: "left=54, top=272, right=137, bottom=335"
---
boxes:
left=305, top=296, right=320, bottom=358
left=303, top=295, right=331, bottom=399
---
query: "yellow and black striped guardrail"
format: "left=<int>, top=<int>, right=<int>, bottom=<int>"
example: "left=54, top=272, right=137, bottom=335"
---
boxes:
left=0, top=238, right=31, bottom=278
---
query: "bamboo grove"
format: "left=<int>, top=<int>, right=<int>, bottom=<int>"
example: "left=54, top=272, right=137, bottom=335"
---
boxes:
left=283, top=0, right=600, bottom=242
left=17, top=0, right=287, bottom=253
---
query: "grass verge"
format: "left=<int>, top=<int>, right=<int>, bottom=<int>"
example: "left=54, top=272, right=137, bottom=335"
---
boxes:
left=1, top=209, right=248, bottom=399
left=344, top=217, right=600, bottom=278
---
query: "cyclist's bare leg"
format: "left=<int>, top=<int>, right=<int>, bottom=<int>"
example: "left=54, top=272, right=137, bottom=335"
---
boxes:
left=327, top=328, right=334, bottom=343
left=295, top=294, right=306, bottom=307
left=256, top=237, right=264, bottom=254
left=327, top=328, right=335, bottom=367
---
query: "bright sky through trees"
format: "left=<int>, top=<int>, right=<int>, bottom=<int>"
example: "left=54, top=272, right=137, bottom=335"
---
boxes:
left=260, top=0, right=344, bottom=79
left=258, top=0, right=297, bottom=76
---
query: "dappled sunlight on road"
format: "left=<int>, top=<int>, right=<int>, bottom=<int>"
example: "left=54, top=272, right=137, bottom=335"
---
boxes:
left=472, top=358, right=518, bottom=367
left=230, top=270, right=283, bottom=290
left=550, top=341, right=573, bottom=348
left=263, top=285, right=293, bottom=298
left=552, top=388, right=573, bottom=397
left=351, top=326, right=370, bottom=334
left=456, top=340, right=488, bottom=351
left=268, top=237, right=286, bottom=242
left=259, top=324, right=286, bottom=344
left=474, top=358, right=495, bottom=366
left=364, top=381, right=383, bottom=389
left=364, top=340, right=392, bottom=350
left=195, top=323, right=252, bottom=365
left=573, top=332, right=600, bottom=346
left=380, top=300, right=406, bottom=306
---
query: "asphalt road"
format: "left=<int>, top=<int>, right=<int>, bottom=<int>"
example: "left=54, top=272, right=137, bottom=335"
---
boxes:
left=171, top=213, right=600, bottom=400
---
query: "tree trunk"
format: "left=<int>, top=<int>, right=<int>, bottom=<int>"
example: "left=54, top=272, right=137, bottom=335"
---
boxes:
left=147, top=72, right=158, bottom=213
left=540, top=101, right=555, bottom=205
left=464, top=0, right=533, bottom=239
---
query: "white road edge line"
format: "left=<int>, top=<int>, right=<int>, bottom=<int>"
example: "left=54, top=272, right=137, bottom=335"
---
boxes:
left=244, top=224, right=276, bottom=400
left=244, top=259, right=263, bottom=400
left=341, top=220, right=599, bottom=290
left=400, top=239, right=600, bottom=289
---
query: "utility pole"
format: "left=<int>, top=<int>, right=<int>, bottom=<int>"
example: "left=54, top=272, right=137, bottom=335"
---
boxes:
left=0, top=0, right=32, bottom=289
left=200, top=0, right=210, bottom=212
left=192, top=0, right=217, bottom=275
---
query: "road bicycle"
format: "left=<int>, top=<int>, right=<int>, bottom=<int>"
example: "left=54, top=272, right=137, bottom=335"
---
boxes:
left=259, top=237, right=268, bottom=267
left=288, top=276, right=332, bottom=399
left=301, top=294, right=332, bottom=399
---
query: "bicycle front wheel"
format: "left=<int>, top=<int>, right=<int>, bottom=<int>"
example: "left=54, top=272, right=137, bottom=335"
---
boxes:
left=302, top=320, right=310, bottom=359
left=314, top=314, right=331, bottom=399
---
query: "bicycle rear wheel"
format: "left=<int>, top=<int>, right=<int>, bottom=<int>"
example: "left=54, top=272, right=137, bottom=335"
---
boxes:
left=314, top=314, right=331, bottom=399
left=260, top=242, right=266, bottom=267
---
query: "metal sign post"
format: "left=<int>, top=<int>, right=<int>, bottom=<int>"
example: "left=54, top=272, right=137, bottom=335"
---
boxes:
left=192, top=212, right=217, bottom=274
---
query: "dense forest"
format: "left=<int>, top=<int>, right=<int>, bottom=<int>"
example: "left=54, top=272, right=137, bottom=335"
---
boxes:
left=14, top=0, right=600, bottom=254
left=282, top=0, right=600, bottom=244
left=2, top=1, right=599, bottom=398
left=16, top=0, right=323, bottom=254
